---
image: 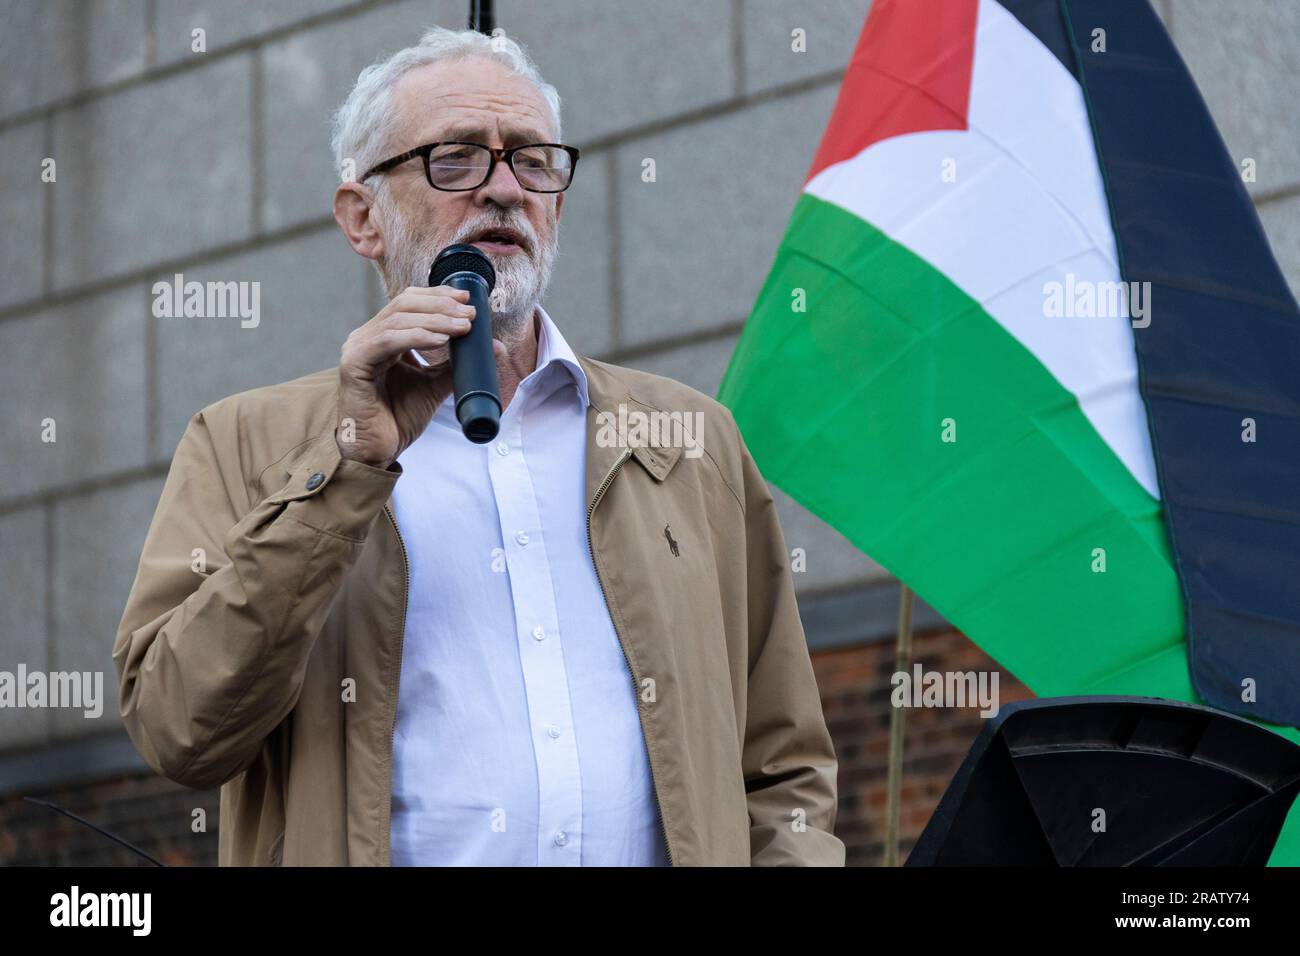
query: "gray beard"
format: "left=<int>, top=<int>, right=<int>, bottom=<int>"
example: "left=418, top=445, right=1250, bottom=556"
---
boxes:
left=379, top=203, right=559, bottom=345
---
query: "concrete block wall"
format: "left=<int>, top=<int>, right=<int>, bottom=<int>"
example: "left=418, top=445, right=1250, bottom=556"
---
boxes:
left=0, top=0, right=1296, bottom=829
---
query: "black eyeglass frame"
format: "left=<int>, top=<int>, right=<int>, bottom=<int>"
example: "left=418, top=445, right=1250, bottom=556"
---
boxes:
left=360, top=141, right=581, bottom=193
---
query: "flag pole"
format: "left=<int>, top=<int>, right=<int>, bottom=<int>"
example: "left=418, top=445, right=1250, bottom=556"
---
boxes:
left=468, top=0, right=494, bottom=33
left=884, top=582, right=914, bottom=866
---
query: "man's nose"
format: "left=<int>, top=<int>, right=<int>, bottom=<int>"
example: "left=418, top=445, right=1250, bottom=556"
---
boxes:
left=477, top=153, right=526, bottom=205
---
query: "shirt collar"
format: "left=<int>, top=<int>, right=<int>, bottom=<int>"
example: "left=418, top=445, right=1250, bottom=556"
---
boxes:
left=529, top=302, right=590, bottom=410
left=433, top=302, right=589, bottom=421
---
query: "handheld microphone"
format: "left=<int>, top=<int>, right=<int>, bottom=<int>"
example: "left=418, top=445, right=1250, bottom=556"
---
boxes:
left=428, top=243, right=501, bottom=443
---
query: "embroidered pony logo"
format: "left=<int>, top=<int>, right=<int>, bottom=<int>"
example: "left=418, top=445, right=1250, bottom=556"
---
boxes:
left=664, top=524, right=680, bottom=557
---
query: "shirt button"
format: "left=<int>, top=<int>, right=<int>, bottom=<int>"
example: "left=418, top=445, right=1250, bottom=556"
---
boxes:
left=495, top=441, right=510, bottom=456
left=305, top=472, right=325, bottom=490
left=532, top=625, right=546, bottom=641
left=547, top=724, right=562, bottom=738
left=515, top=530, right=529, bottom=546
left=554, top=831, right=568, bottom=847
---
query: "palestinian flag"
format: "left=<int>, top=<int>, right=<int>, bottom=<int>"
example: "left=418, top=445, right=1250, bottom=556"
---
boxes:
left=718, top=0, right=1300, bottom=861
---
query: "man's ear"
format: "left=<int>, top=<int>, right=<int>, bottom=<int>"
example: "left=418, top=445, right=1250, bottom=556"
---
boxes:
left=333, top=182, right=384, bottom=261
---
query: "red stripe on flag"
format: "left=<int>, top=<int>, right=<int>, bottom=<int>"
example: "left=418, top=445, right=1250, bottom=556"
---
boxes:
left=805, top=0, right=979, bottom=185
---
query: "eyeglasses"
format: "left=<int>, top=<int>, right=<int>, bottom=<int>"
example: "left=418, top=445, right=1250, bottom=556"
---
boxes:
left=360, top=141, right=581, bottom=193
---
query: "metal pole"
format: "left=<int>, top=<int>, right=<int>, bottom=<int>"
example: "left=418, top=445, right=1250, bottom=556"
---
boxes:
left=469, top=0, right=494, bottom=34
left=883, top=583, right=914, bottom=866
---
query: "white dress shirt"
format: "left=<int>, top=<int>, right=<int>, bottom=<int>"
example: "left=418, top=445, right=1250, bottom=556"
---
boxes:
left=388, top=303, right=669, bottom=866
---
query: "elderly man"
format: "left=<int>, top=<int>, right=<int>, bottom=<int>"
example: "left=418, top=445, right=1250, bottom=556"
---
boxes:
left=114, top=25, right=843, bottom=867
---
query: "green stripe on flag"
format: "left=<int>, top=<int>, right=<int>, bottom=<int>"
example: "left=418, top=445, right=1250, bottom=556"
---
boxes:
left=720, top=193, right=1185, bottom=690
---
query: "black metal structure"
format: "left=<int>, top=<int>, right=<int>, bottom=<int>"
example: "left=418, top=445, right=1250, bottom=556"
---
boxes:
left=907, top=696, right=1300, bottom=866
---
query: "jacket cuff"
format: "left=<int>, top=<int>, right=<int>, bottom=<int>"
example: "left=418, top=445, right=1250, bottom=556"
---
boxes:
left=266, top=434, right=401, bottom=540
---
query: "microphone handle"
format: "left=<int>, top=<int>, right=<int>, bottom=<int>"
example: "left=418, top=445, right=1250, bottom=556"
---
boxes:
left=446, top=271, right=501, bottom=443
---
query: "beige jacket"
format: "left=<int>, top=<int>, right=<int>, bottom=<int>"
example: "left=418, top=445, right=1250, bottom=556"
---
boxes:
left=113, top=355, right=844, bottom=866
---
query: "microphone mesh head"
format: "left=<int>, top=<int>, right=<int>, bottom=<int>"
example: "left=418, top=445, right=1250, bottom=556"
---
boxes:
left=429, top=243, right=496, bottom=291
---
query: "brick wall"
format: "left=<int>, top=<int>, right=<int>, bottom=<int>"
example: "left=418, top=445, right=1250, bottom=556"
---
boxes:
left=1, top=0, right=1296, bottom=865
left=0, top=771, right=218, bottom=867
left=816, top=630, right=1034, bottom=865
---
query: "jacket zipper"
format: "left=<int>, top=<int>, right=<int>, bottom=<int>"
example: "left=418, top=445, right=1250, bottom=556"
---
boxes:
left=586, top=448, right=676, bottom=866
left=382, top=502, right=409, bottom=867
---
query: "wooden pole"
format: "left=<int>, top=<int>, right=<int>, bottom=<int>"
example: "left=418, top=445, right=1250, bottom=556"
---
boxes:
left=884, top=583, right=914, bottom=866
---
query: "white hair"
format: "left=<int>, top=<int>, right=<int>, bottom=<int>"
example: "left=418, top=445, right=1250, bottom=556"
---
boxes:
left=330, top=24, right=562, bottom=184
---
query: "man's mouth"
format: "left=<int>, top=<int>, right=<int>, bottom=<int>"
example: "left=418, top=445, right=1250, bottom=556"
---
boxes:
left=466, top=226, right=527, bottom=255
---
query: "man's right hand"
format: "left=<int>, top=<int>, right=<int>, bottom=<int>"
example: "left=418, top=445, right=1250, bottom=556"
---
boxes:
left=336, top=285, right=487, bottom=470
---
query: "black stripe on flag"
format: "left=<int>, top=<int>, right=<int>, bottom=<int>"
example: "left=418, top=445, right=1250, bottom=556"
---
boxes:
left=1063, top=0, right=1300, bottom=728
left=995, top=0, right=1079, bottom=80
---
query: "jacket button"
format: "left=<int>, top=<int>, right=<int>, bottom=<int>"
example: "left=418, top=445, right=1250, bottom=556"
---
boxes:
left=305, top=472, right=325, bottom=490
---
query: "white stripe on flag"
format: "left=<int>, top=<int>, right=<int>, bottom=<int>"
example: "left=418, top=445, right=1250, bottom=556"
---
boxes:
left=806, top=0, right=1159, bottom=498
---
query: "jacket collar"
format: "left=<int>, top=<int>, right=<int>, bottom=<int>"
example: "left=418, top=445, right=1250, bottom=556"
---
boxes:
left=577, top=354, right=686, bottom=506
left=528, top=305, right=685, bottom=496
